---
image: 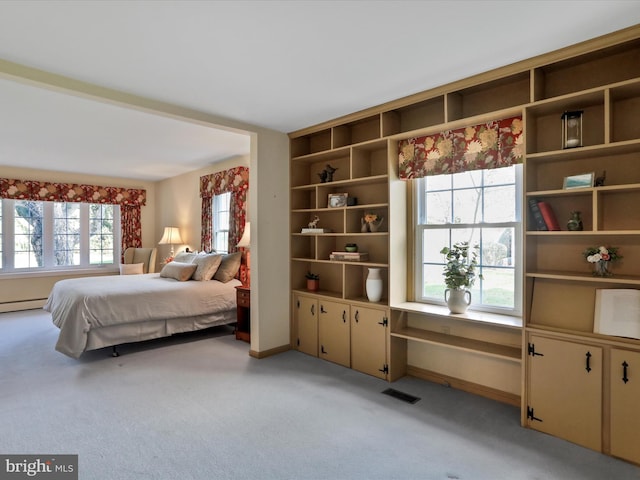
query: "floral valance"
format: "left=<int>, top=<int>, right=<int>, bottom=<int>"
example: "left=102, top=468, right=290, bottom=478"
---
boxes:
left=199, top=166, right=249, bottom=253
left=200, top=166, right=249, bottom=199
left=398, top=116, right=523, bottom=179
left=0, top=178, right=146, bottom=206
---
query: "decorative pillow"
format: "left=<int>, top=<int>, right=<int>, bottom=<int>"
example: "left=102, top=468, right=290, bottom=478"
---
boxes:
left=160, top=261, right=197, bottom=282
left=119, top=263, right=144, bottom=275
left=191, top=254, right=223, bottom=281
left=173, top=252, right=197, bottom=264
left=213, top=252, right=242, bottom=283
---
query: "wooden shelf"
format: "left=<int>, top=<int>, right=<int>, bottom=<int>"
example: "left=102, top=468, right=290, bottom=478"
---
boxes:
left=526, top=271, right=640, bottom=285
left=391, top=327, right=521, bottom=362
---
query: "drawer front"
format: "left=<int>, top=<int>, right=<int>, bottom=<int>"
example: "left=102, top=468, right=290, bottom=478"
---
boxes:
left=237, top=291, right=250, bottom=307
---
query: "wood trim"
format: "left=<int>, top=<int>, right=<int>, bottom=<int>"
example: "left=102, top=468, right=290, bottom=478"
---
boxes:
left=0, top=299, right=46, bottom=313
left=406, top=364, right=521, bottom=407
left=249, top=343, right=291, bottom=359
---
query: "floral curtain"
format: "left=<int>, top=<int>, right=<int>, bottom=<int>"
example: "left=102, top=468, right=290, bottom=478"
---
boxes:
left=0, top=178, right=146, bottom=255
left=199, top=166, right=249, bottom=253
left=398, top=116, right=523, bottom=179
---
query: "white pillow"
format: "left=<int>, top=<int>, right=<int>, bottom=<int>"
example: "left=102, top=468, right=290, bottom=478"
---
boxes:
left=160, top=261, right=197, bottom=282
left=120, top=263, right=144, bottom=275
left=191, top=254, right=223, bottom=281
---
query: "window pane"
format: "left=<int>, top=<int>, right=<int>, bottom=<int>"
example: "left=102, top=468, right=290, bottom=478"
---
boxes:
left=484, top=165, right=515, bottom=186
left=89, top=205, right=115, bottom=265
left=452, top=170, right=482, bottom=189
left=422, top=229, right=449, bottom=263
left=14, top=201, right=43, bottom=268
left=452, top=188, right=481, bottom=224
left=425, top=174, right=451, bottom=191
left=54, top=202, right=81, bottom=266
left=425, top=191, right=451, bottom=224
left=482, top=227, right=514, bottom=266
left=484, top=185, right=515, bottom=223
left=480, top=267, right=515, bottom=308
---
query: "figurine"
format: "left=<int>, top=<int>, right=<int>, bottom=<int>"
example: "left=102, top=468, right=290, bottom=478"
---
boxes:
left=308, top=215, right=320, bottom=229
left=317, top=164, right=338, bottom=183
left=594, top=170, right=606, bottom=187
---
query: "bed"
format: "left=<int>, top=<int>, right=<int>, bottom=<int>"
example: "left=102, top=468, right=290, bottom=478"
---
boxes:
left=44, top=252, right=242, bottom=358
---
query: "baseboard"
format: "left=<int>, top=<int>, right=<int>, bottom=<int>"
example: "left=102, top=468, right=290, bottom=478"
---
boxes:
left=406, top=365, right=520, bottom=407
left=0, top=299, right=46, bottom=313
left=249, top=343, right=290, bottom=359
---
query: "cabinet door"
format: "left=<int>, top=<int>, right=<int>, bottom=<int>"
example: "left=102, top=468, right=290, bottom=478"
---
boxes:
left=351, top=306, right=387, bottom=379
left=527, top=335, right=602, bottom=451
left=318, top=300, right=350, bottom=367
left=610, top=348, right=640, bottom=464
left=294, top=295, right=318, bottom=357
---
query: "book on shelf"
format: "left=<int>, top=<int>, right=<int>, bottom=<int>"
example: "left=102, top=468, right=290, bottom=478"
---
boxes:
left=527, top=198, right=548, bottom=231
left=329, top=252, right=369, bottom=261
left=536, top=201, right=561, bottom=231
left=301, top=228, right=332, bottom=234
left=594, top=289, right=640, bottom=340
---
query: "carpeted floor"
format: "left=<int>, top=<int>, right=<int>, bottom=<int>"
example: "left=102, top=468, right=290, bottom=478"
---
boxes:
left=1, top=309, right=638, bottom=480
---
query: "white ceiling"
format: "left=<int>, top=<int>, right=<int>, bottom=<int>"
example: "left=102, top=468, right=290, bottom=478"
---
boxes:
left=0, top=1, right=639, bottom=181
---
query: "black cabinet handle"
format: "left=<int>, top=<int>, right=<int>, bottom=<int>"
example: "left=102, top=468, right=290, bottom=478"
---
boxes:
left=320, top=305, right=327, bottom=314
left=585, top=351, right=592, bottom=372
left=311, top=304, right=315, bottom=316
left=355, top=310, right=359, bottom=323
left=623, top=361, right=629, bottom=384
left=342, top=310, right=346, bottom=323
left=321, top=345, right=327, bottom=355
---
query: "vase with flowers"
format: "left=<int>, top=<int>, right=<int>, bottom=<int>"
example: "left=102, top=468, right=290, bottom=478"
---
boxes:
left=440, top=242, right=481, bottom=314
left=584, top=245, right=622, bottom=277
left=361, top=212, right=384, bottom=232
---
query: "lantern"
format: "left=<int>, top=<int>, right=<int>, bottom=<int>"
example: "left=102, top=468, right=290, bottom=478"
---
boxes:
left=561, top=110, right=583, bottom=149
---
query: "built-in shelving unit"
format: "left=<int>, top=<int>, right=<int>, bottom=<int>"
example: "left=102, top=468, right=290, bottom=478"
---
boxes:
left=289, top=25, right=640, bottom=466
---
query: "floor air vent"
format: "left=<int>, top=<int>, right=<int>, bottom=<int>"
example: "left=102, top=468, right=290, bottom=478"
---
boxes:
left=382, top=388, right=420, bottom=404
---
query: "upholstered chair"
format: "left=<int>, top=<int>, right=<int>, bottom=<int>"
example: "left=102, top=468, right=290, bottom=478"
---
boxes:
left=122, top=247, right=157, bottom=274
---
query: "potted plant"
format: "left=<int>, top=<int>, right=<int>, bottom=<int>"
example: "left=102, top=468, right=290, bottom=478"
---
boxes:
left=440, top=242, right=481, bottom=313
left=305, top=271, right=320, bottom=291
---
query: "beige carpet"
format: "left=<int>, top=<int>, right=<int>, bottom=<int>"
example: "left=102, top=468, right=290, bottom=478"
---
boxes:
left=1, top=309, right=638, bottom=480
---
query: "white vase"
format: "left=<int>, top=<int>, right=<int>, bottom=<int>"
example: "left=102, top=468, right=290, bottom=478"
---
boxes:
left=444, top=288, right=471, bottom=314
left=366, top=268, right=383, bottom=302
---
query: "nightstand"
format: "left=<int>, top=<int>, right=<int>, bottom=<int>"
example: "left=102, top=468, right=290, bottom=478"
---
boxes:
left=235, top=285, right=250, bottom=342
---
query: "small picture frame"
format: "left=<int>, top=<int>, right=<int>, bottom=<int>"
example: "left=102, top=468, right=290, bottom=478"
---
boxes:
left=328, top=193, right=348, bottom=208
left=563, top=172, right=594, bottom=190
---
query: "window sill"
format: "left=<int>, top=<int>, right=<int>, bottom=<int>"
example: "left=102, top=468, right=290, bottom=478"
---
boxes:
left=390, top=301, right=522, bottom=330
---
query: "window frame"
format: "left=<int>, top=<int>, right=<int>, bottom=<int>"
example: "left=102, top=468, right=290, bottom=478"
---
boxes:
left=212, top=192, right=231, bottom=254
left=413, top=164, right=524, bottom=316
left=0, top=199, right=121, bottom=274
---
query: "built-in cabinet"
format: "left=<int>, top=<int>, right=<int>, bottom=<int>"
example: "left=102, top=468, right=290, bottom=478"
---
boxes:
left=289, top=25, right=640, bottom=465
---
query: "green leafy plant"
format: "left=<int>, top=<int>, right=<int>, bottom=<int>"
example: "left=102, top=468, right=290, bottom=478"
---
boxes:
left=440, top=242, right=481, bottom=290
left=305, top=271, right=320, bottom=280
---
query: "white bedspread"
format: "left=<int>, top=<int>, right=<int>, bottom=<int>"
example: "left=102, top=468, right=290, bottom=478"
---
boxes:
left=44, top=273, right=240, bottom=358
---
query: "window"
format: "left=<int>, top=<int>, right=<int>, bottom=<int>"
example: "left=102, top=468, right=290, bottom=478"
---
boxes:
left=212, top=192, right=231, bottom=254
left=0, top=199, right=120, bottom=273
left=414, top=164, right=523, bottom=314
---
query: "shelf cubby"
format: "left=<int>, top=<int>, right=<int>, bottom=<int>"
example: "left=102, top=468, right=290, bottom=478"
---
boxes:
left=351, top=140, right=388, bottom=178
left=525, top=91, right=606, bottom=154
left=532, top=37, right=640, bottom=101
left=446, top=71, right=530, bottom=121
left=610, top=79, right=640, bottom=142
left=332, top=115, right=381, bottom=148
left=345, top=264, right=387, bottom=304
left=382, top=96, right=446, bottom=136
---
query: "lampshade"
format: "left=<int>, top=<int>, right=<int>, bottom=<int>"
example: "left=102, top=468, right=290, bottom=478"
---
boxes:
left=158, top=227, right=183, bottom=246
left=237, top=222, right=250, bottom=248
